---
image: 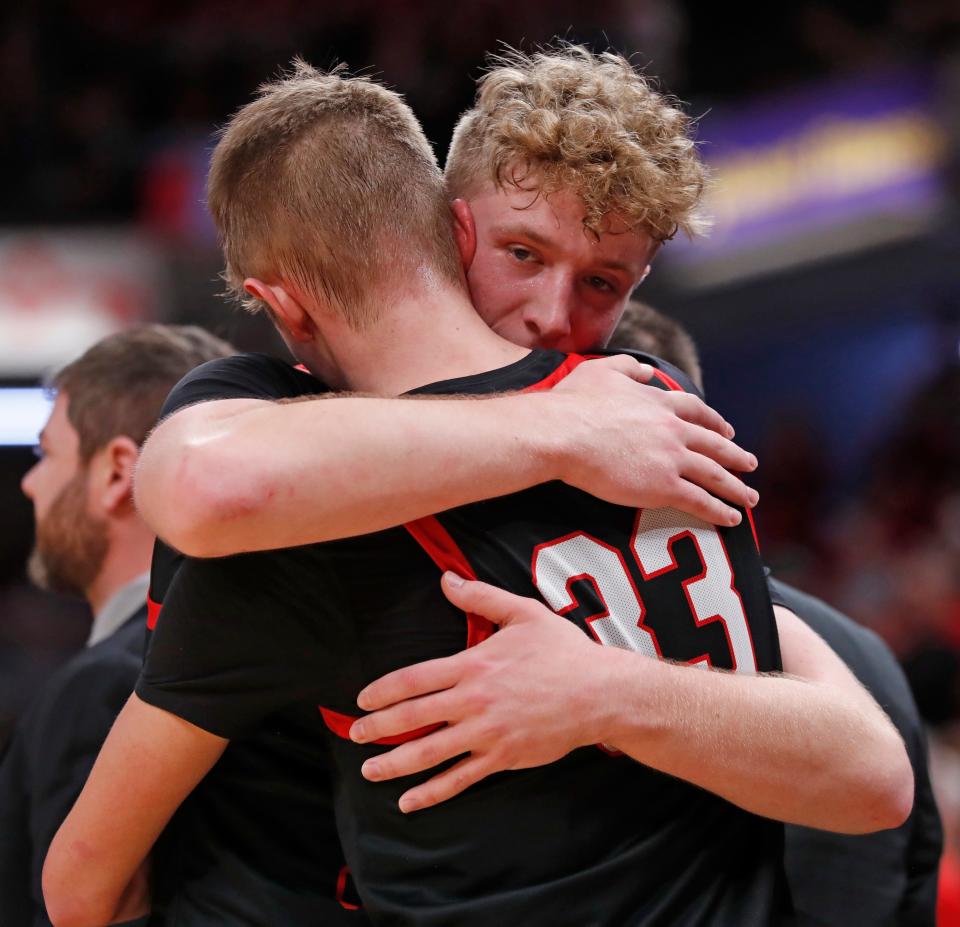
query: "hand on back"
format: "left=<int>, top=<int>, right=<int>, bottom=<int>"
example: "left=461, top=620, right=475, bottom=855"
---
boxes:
left=552, top=355, right=759, bottom=526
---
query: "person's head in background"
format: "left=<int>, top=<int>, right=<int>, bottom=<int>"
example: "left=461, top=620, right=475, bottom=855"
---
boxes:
left=20, top=325, right=233, bottom=614
left=445, top=43, right=709, bottom=353
left=612, top=298, right=704, bottom=392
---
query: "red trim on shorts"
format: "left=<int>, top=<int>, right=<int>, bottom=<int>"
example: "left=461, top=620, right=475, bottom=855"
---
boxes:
left=336, top=864, right=361, bottom=911
left=293, top=363, right=309, bottom=373
left=146, top=596, right=161, bottom=630
left=319, top=706, right=443, bottom=745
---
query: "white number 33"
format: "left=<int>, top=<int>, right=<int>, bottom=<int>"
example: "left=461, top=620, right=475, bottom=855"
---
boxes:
left=532, top=508, right=759, bottom=674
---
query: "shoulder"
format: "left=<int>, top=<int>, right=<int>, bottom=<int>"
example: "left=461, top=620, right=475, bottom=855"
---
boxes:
left=160, top=352, right=329, bottom=419
left=25, top=627, right=142, bottom=736
left=768, top=578, right=891, bottom=671
left=768, top=577, right=921, bottom=729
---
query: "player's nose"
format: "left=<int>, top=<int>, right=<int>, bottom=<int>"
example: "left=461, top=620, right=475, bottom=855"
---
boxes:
left=20, top=464, right=37, bottom=500
left=522, top=278, right=574, bottom=344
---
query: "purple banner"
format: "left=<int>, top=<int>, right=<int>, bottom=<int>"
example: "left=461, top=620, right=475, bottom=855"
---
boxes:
left=665, top=67, right=947, bottom=270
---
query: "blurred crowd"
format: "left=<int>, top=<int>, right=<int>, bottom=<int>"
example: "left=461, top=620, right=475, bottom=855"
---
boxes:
left=756, top=356, right=960, bottom=701
left=2, top=0, right=958, bottom=224
left=756, top=351, right=960, bottom=883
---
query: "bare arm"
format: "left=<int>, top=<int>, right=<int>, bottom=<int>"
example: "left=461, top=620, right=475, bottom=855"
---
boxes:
left=43, top=695, right=227, bottom=927
left=351, top=575, right=913, bottom=834
left=135, top=356, right=758, bottom=557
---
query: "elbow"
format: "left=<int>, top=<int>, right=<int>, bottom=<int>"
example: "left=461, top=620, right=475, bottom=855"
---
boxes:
left=852, top=729, right=915, bottom=834
left=43, top=857, right=114, bottom=927
left=135, top=435, right=253, bottom=558
left=45, top=899, right=111, bottom=927
left=876, top=739, right=915, bottom=831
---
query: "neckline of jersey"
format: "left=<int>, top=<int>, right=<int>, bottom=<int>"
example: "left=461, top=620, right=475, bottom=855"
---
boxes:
left=406, top=349, right=568, bottom=397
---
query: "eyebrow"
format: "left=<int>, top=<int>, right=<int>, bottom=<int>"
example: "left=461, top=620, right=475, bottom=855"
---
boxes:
left=495, top=223, right=551, bottom=246
left=493, top=223, right=642, bottom=277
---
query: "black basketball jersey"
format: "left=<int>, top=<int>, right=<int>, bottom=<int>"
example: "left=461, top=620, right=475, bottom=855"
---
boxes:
left=144, top=356, right=366, bottom=924
left=138, top=349, right=789, bottom=926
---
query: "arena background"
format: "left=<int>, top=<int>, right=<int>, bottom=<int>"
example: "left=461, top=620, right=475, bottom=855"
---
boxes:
left=1, top=0, right=958, bottom=898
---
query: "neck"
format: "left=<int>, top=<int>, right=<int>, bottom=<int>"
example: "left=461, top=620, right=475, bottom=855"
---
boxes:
left=85, top=523, right=154, bottom=616
left=309, top=275, right=531, bottom=395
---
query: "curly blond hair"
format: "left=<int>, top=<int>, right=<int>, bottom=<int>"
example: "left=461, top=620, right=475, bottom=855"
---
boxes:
left=446, top=44, right=709, bottom=242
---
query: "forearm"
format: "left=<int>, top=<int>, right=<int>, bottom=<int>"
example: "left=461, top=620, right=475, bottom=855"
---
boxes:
left=597, top=648, right=911, bottom=833
left=138, top=393, right=564, bottom=557
left=351, top=578, right=910, bottom=822
left=138, top=355, right=758, bottom=557
left=44, top=696, right=226, bottom=927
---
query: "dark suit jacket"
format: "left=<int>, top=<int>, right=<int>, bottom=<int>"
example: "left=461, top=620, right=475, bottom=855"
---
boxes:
left=769, top=577, right=942, bottom=927
left=0, top=605, right=147, bottom=927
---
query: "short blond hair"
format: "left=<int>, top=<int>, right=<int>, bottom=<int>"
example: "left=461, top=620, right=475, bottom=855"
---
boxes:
left=208, top=60, right=461, bottom=329
left=446, top=44, right=709, bottom=242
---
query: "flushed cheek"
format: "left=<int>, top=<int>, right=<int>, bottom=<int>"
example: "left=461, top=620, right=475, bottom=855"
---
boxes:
left=577, top=303, right=630, bottom=351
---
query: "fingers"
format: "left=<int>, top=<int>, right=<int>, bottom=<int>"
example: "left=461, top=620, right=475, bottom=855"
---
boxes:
left=396, top=754, right=493, bottom=813
left=361, top=724, right=467, bottom=783
left=357, top=655, right=462, bottom=712
left=680, top=453, right=759, bottom=511
left=589, top=354, right=655, bottom=383
left=352, top=690, right=454, bottom=744
left=666, top=391, right=736, bottom=439
left=670, top=482, right=744, bottom=527
left=440, top=572, right=534, bottom=625
left=684, top=425, right=758, bottom=474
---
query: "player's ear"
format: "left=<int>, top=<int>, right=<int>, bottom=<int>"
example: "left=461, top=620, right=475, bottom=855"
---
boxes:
left=244, top=278, right=314, bottom=343
left=450, top=199, right=477, bottom=274
left=90, top=435, right=139, bottom=516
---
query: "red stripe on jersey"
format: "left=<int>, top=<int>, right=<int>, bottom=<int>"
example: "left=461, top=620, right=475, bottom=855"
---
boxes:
left=293, top=363, right=309, bottom=373
left=319, top=706, right=443, bottom=745
left=745, top=506, right=761, bottom=552
left=336, top=865, right=361, bottom=911
left=650, top=367, right=683, bottom=392
left=404, top=516, right=493, bottom=647
left=147, top=595, right=162, bottom=630
left=519, top=353, right=590, bottom=393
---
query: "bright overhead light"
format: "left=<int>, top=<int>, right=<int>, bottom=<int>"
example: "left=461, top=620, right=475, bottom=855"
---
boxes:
left=0, top=388, right=52, bottom=446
